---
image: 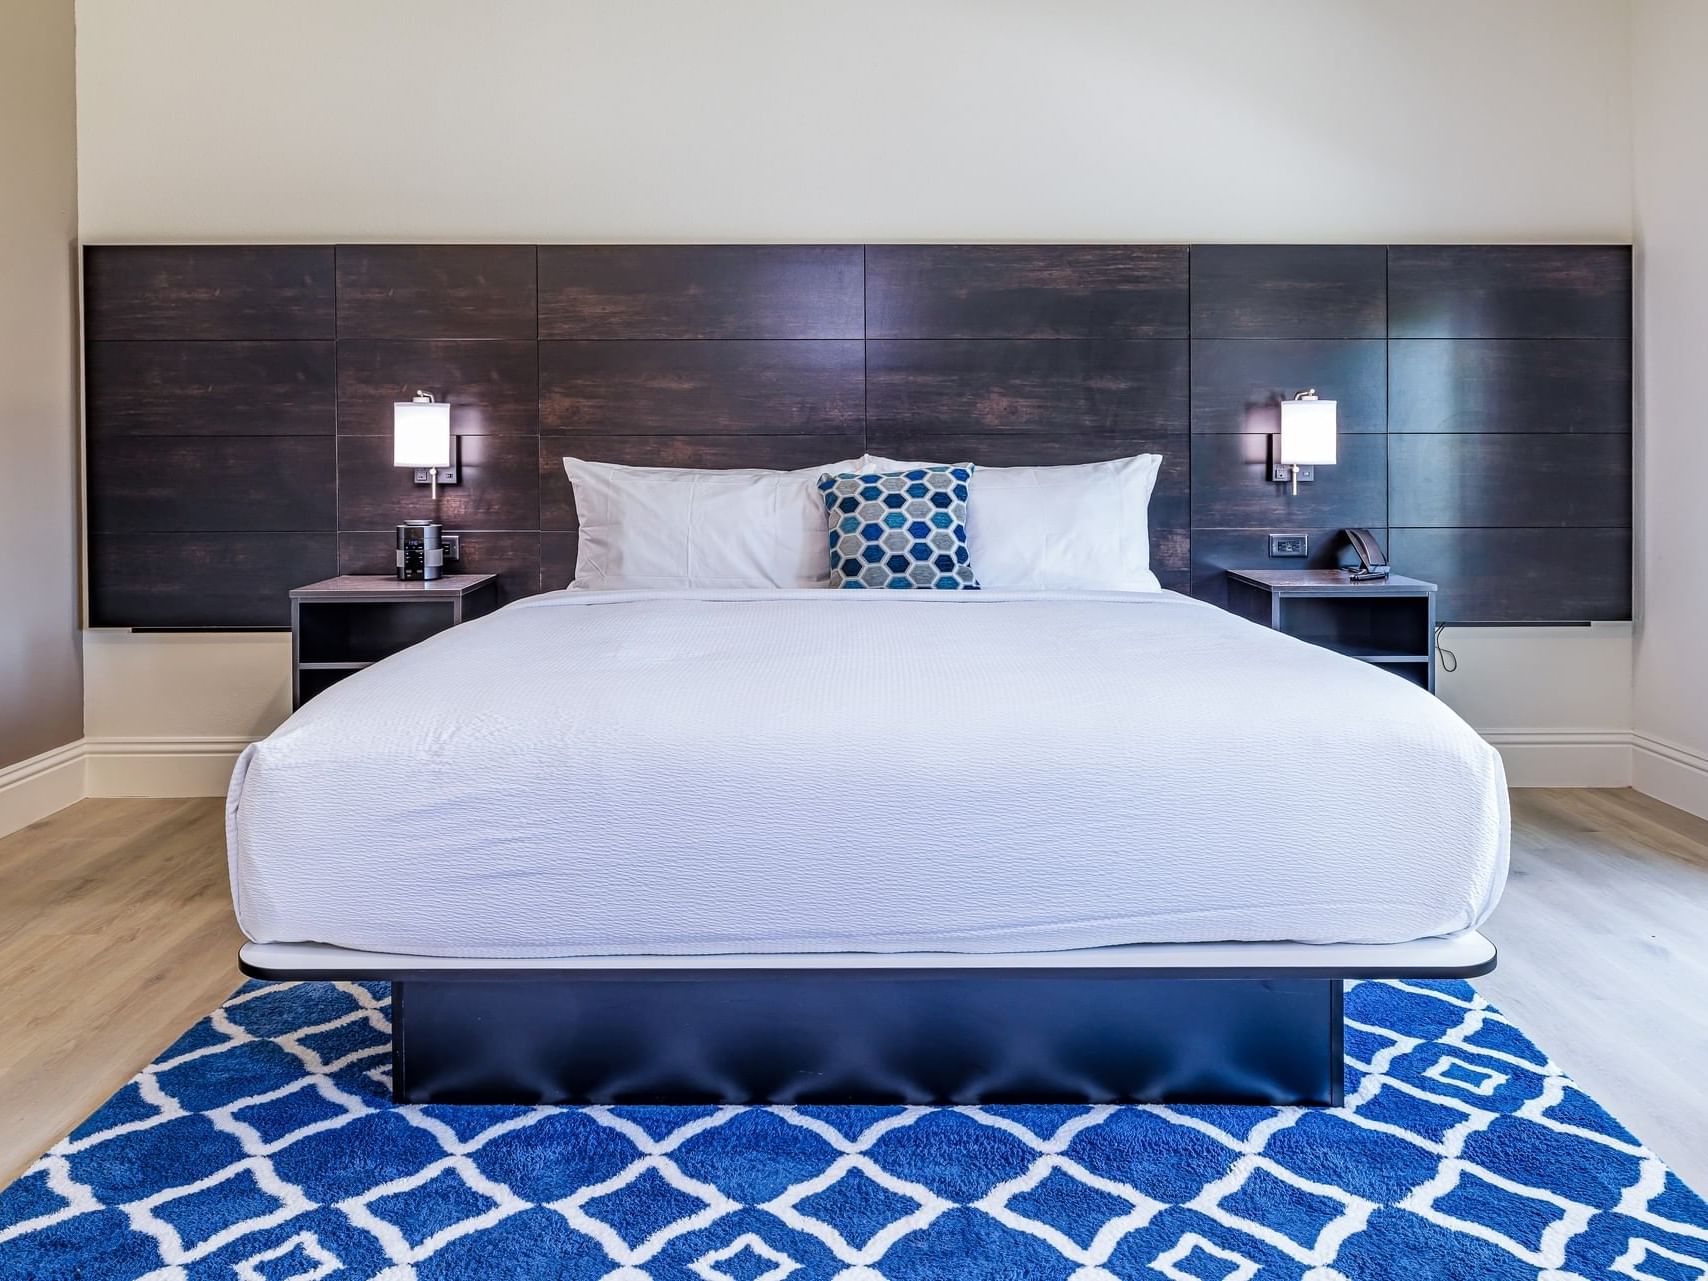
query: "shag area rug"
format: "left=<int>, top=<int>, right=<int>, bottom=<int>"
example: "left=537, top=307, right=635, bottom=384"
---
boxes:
left=2, top=979, right=1705, bottom=1280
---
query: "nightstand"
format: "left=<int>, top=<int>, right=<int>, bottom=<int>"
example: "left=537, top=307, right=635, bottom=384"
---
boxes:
left=1225, top=569, right=1438, bottom=692
left=289, top=574, right=498, bottom=709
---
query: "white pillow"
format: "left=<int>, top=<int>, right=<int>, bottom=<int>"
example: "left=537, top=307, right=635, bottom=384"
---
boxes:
left=562, top=457, right=861, bottom=590
left=860, top=453, right=1163, bottom=592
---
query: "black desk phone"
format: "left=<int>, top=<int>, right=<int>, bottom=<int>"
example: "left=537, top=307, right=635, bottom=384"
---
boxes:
left=1344, top=528, right=1390, bottom=581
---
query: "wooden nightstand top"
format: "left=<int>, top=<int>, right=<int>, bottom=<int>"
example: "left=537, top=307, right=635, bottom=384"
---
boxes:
left=290, top=574, right=497, bottom=600
left=1227, top=569, right=1436, bottom=595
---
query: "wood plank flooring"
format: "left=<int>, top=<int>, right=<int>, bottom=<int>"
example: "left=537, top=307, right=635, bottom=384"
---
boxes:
left=0, top=798, right=241, bottom=1186
left=1478, top=788, right=1708, bottom=1190
left=0, top=788, right=1704, bottom=1190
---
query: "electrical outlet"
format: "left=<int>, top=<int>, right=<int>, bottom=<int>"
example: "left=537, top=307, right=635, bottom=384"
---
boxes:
left=441, top=534, right=461, bottom=562
left=1268, top=533, right=1309, bottom=557
left=1270, top=463, right=1315, bottom=484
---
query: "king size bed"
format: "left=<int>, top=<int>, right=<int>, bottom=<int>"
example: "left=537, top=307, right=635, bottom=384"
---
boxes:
left=231, top=579, right=1508, bottom=1108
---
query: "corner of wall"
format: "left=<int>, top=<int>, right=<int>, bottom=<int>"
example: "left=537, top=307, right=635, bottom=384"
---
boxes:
left=1628, top=0, right=1708, bottom=822
left=1632, top=733, right=1708, bottom=820
left=0, top=740, right=85, bottom=837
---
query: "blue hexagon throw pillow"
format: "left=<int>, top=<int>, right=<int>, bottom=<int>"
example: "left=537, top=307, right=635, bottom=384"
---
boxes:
left=817, top=465, right=979, bottom=589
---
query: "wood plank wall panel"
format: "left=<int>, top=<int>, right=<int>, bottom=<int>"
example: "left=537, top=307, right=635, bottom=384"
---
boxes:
left=337, top=341, right=539, bottom=436
left=1388, top=528, right=1632, bottom=624
left=863, top=246, right=1189, bottom=590
left=539, top=341, right=865, bottom=434
left=1191, top=434, right=1387, bottom=530
left=83, top=243, right=1632, bottom=628
left=1386, top=245, right=1632, bottom=622
left=1388, top=246, right=1633, bottom=339
left=84, top=246, right=335, bottom=340
left=336, top=246, right=538, bottom=340
left=89, top=534, right=336, bottom=629
left=532, top=247, right=871, bottom=561
left=330, top=247, right=545, bottom=597
left=338, top=435, right=541, bottom=533
left=1188, top=247, right=1391, bottom=604
left=1389, top=435, right=1632, bottom=529
left=538, top=245, right=863, bottom=339
left=866, top=245, right=1188, bottom=338
left=85, top=341, right=335, bottom=438
left=1191, top=246, right=1386, bottom=340
left=84, top=247, right=339, bottom=627
left=867, top=340, right=1188, bottom=438
left=1388, top=340, right=1632, bottom=433
left=1190, top=339, right=1385, bottom=435
left=540, top=532, right=579, bottom=594
left=88, top=438, right=336, bottom=533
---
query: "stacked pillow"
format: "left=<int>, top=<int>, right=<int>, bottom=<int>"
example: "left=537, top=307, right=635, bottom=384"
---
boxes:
left=561, top=457, right=860, bottom=591
left=861, top=453, right=1162, bottom=593
left=560, top=451, right=1163, bottom=592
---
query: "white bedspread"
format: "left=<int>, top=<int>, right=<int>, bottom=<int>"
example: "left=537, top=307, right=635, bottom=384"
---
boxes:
left=227, top=590, right=1509, bottom=956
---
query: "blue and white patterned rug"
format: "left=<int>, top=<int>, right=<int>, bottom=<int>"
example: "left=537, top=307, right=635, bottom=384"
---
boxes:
left=2, top=980, right=1706, bottom=1281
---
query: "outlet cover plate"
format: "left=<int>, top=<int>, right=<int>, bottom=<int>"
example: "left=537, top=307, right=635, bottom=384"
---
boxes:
left=1268, top=533, right=1310, bottom=557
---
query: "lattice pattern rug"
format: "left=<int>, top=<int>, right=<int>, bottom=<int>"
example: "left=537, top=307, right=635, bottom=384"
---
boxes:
left=1, top=979, right=1705, bottom=1280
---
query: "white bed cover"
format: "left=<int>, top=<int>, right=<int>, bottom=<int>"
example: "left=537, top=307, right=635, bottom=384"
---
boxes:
left=227, top=590, right=1509, bottom=957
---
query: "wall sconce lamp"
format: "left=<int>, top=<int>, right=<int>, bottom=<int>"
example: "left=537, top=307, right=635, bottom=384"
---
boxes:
left=1273, top=389, right=1337, bottom=496
left=393, top=391, right=456, bottom=499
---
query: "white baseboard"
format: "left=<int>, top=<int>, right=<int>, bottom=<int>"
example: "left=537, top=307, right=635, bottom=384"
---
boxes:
left=1631, top=733, right=1708, bottom=821
left=0, top=740, right=87, bottom=837
left=0, top=736, right=257, bottom=839
left=1478, top=729, right=1634, bottom=789
left=83, top=736, right=253, bottom=799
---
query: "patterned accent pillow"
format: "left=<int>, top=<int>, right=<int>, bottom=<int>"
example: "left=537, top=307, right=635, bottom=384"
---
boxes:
left=816, top=465, right=980, bottom=589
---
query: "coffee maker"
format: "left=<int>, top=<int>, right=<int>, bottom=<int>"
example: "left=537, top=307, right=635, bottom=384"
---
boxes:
left=396, top=520, right=444, bottom=581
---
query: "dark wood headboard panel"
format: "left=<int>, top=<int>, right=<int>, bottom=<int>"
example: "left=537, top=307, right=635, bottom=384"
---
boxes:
left=83, top=243, right=1631, bottom=628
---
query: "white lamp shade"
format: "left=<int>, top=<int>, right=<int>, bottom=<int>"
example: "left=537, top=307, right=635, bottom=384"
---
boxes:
left=394, top=400, right=452, bottom=468
left=1279, top=397, right=1337, bottom=466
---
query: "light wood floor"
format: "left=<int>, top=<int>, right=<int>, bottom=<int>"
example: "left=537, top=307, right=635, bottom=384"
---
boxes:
left=0, top=789, right=1705, bottom=1190
left=1478, top=788, right=1708, bottom=1190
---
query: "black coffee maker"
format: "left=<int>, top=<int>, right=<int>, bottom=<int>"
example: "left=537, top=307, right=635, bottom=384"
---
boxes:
left=396, top=520, right=444, bottom=581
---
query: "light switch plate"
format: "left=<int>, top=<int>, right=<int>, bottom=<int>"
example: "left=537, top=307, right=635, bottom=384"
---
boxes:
left=412, top=464, right=459, bottom=485
left=1270, top=463, right=1315, bottom=484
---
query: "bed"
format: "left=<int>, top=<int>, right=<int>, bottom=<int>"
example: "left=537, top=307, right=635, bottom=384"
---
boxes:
left=231, top=586, right=1508, bottom=1107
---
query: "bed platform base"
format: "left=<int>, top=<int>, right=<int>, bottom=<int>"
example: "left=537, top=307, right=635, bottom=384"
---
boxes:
left=240, top=933, right=1496, bottom=1108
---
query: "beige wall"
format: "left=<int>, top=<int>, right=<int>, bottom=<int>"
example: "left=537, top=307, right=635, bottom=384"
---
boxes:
left=1, top=0, right=81, bottom=769
left=76, top=0, right=1633, bottom=244
left=73, top=0, right=1638, bottom=776
left=1631, top=0, right=1708, bottom=814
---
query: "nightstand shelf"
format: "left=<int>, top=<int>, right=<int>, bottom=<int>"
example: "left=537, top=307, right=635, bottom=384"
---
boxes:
left=1225, top=569, right=1438, bottom=693
left=289, top=574, right=498, bottom=709
left=1310, top=642, right=1433, bottom=664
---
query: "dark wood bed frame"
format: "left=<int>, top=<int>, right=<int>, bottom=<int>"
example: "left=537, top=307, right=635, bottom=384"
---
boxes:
left=386, top=974, right=1349, bottom=1107
left=241, top=938, right=1496, bottom=1107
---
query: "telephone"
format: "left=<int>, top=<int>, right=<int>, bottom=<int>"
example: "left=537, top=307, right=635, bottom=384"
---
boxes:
left=1344, top=528, right=1390, bottom=581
